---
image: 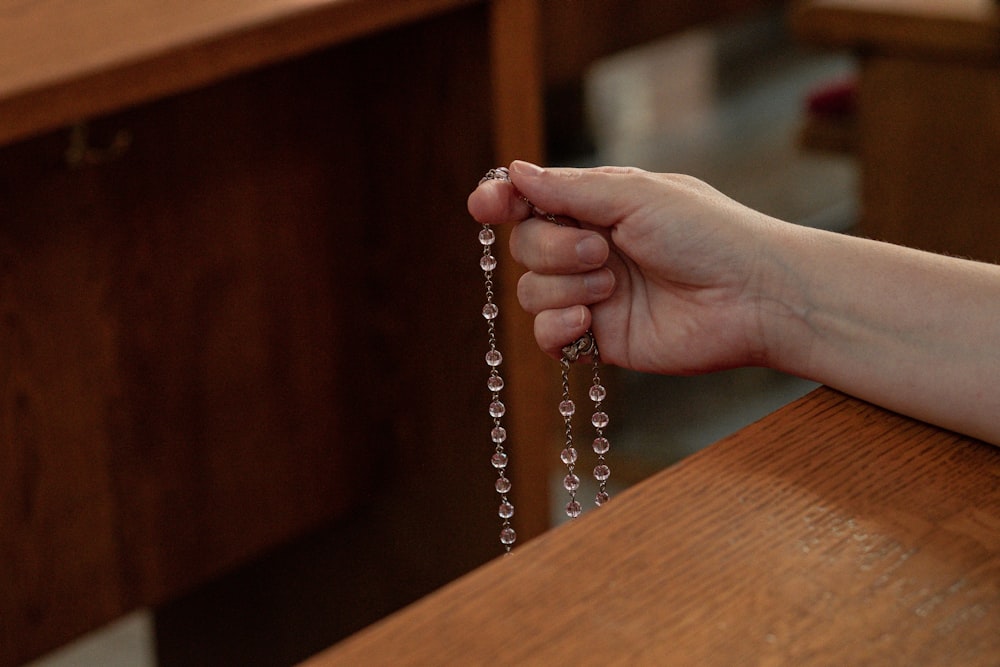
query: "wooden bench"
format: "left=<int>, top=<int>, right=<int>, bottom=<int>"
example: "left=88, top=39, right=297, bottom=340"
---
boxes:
left=304, top=386, right=1000, bottom=665
left=792, top=0, right=1000, bottom=261
left=0, top=2, right=550, bottom=664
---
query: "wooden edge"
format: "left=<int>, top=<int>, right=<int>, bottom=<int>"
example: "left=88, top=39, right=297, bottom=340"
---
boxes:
left=789, top=0, right=1000, bottom=61
left=0, top=0, right=478, bottom=147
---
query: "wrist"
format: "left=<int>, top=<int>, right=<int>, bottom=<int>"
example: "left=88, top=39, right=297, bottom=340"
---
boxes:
left=747, top=219, right=822, bottom=378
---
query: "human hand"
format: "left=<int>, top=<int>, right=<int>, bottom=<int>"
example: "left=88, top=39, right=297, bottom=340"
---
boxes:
left=467, top=161, right=784, bottom=375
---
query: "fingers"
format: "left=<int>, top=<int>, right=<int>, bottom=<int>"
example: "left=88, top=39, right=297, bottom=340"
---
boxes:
left=533, top=306, right=592, bottom=357
left=507, top=160, right=650, bottom=228
left=517, top=267, right=615, bottom=314
left=467, top=178, right=533, bottom=225
left=509, top=217, right=610, bottom=274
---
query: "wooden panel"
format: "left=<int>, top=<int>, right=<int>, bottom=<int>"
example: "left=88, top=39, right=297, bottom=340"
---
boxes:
left=0, top=51, right=373, bottom=666
left=856, top=56, right=1000, bottom=260
left=0, top=0, right=477, bottom=147
left=790, top=0, right=1000, bottom=60
left=303, top=387, right=1000, bottom=666
left=0, top=2, right=547, bottom=663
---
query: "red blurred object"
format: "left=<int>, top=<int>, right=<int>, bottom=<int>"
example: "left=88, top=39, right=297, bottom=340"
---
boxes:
left=805, top=77, right=858, bottom=117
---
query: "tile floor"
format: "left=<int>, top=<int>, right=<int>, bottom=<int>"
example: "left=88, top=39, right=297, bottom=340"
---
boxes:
left=29, top=10, right=857, bottom=665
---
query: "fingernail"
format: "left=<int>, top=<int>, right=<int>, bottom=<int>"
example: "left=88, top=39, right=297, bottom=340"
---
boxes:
left=562, top=305, right=586, bottom=328
left=510, top=160, right=545, bottom=176
left=584, top=268, right=615, bottom=296
left=576, top=235, right=607, bottom=266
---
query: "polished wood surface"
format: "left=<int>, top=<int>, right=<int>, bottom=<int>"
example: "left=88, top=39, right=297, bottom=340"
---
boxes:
left=792, top=0, right=1000, bottom=60
left=0, top=0, right=476, bottom=146
left=304, top=386, right=1000, bottom=665
left=793, top=0, right=1000, bottom=262
left=0, top=1, right=550, bottom=664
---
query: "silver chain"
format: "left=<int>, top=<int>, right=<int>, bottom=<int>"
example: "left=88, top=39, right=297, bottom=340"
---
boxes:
left=478, top=167, right=612, bottom=551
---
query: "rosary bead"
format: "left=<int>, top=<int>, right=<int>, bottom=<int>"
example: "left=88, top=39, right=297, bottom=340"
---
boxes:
left=482, top=303, right=499, bottom=320
left=594, top=464, right=611, bottom=481
left=589, top=383, right=607, bottom=403
left=495, top=476, right=512, bottom=494
left=558, top=400, right=576, bottom=417
left=487, top=374, right=504, bottom=392
left=498, top=501, right=515, bottom=519
left=485, top=349, right=503, bottom=367
left=480, top=254, right=497, bottom=271
left=560, top=447, right=578, bottom=465
left=500, top=526, right=517, bottom=545
left=563, top=473, right=580, bottom=492
left=591, top=411, right=609, bottom=429
left=565, top=500, right=583, bottom=518
left=491, top=426, right=507, bottom=444
left=491, top=451, right=509, bottom=469
left=479, top=228, right=496, bottom=246
left=592, top=436, right=610, bottom=455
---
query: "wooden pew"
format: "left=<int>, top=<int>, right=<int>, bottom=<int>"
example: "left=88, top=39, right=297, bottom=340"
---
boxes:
left=540, top=0, right=785, bottom=153
left=0, top=1, right=551, bottom=664
left=792, top=0, right=1000, bottom=261
left=304, top=386, right=1000, bottom=665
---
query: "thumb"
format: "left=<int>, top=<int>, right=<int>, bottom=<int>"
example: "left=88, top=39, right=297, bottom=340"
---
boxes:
left=507, top=161, right=648, bottom=228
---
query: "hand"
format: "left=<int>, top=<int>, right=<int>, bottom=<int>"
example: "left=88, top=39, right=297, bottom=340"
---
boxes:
left=468, top=161, right=783, bottom=375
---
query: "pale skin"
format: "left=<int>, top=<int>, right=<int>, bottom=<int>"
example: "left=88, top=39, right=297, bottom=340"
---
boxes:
left=468, top=161, right=1000, bottom=446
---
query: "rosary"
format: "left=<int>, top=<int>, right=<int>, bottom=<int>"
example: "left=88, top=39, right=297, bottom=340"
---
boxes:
left=478, top=167, right=611, bottom=552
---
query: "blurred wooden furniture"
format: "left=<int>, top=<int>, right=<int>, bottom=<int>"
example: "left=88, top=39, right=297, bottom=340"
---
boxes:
left=304, top=386, right=1000, bottom=665
left=540, top=0, right=784, bottom=153
left=792, top=0, right=1000, bottom=261
left=0, top=1, right=553, bottom=665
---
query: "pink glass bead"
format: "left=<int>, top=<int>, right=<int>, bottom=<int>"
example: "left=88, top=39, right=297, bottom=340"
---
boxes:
left=482, top=303, right=499, bottom=320
left=595, top=491, right=610, bottom=506
left=563, top=473, right=580, bottom=492
left=592, top=436, right=610, bottom=455
left=495, top=476, right=511, bottom=494
left=559, top=400, right=576, bottom=417
left=589, top=384, right=607, bottom=403
left=499, top=501, right=514, bottom=519
left=491, top=451, right=508, bottom=469
left=479, top=228, right=496, bottom=246
left=491, top=426, right=507, bottom=444
left=500, top=526, right=517, bottom=545
left=591, top=411, right=609, bottom=428
left=560, top=447, right=578, bottom=465
left=565, top=500, right=582, bottom=518
left=489, top=400, right=506, bottom=418
left=487, top=374, right=504, bottom=392
left=480, top=254, right=497, bottom=271
left=594, top=464, right=611, bottom=481
left=485, top=349, right=503, bottom=367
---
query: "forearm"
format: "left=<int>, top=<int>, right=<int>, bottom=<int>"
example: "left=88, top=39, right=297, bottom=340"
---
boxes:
left=762, top=224, right=1000, bottom=445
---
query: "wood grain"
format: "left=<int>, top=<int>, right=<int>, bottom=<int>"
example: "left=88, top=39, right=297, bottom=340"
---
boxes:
left=793, top=0, right=1000, bottom=262
left=0, top=2, right=549, bottom=664
left=791, top=0, right=1000, bottom=61
left=303, top=387, right=1000, bottom=666
left=0, top=0, right=476, bottom=146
